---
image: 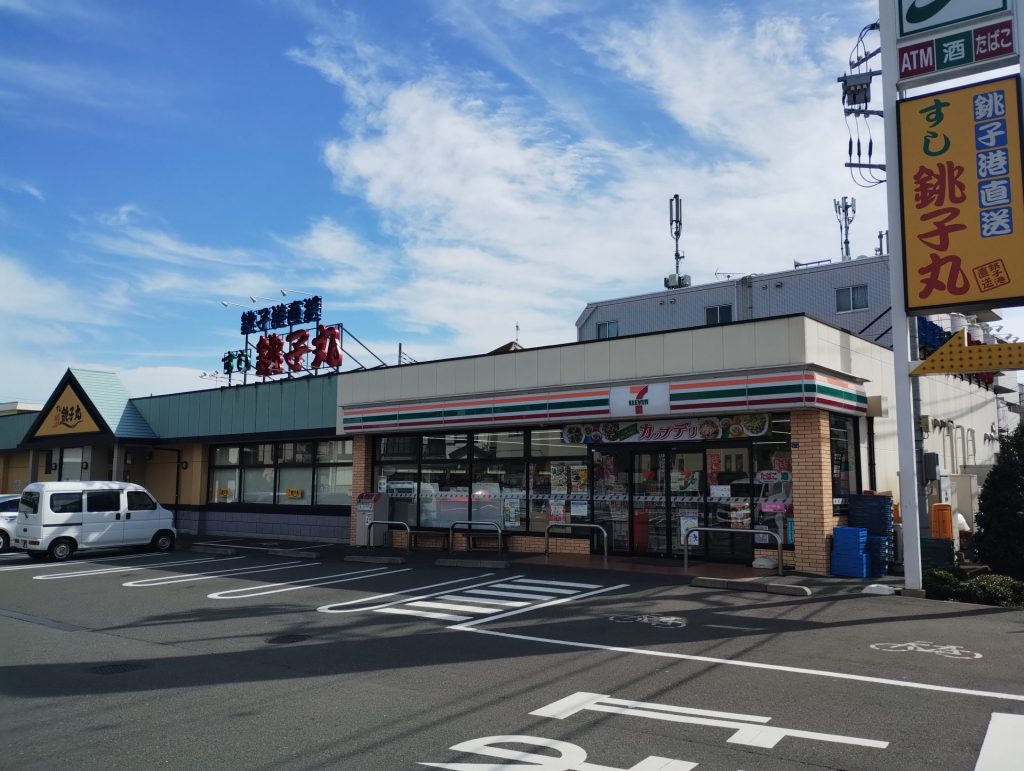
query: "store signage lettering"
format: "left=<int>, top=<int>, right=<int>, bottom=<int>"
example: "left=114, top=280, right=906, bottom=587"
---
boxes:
left=628, top=384, right=650, bottom=414
left=755, top=470, right=792, bottom=483
left=253, top=324, right=343, bottom=376
left=561, top=414, right=770, bottom=444
left=285, top=488, right=304, bottom=499
left=899, top=19, right=1015, bottom=80
left=240, top=297, right=322, bottom=335
left=899, top=76, right=1024, bottom=312
left=53, top=403, right=83, bottom=429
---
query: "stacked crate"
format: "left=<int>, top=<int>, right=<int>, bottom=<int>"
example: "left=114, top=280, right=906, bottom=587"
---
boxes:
left=831, top=526, right=869, bottom=578
left=848, top=494, right=895, bottom=577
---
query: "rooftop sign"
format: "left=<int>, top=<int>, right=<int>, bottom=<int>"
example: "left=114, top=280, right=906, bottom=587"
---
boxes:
left=899, top=0, right=1008, bottom=38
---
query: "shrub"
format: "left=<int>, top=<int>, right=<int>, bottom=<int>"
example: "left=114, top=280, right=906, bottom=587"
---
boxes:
left=923, top=569, right=962, bottom=601
left=956, top=574, right=1024, bottom=608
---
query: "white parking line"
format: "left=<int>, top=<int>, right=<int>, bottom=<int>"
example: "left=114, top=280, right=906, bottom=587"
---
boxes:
left=0, top=552, right=172, bottom=572
left=463, top=588, right=557, bottom=601
left=123, top=560, right=310, bottom=587
left=514, top=578, right=602, bottom=589
left=33, top=556, right=242, bottom=580
left=451, top=585, right=628, bottom=628
left=485, top=582, right=580, bottom=595
left=408, top=600, right=503, bottom=614
left=455, top=627, right=1024, bottom=703
left=435, top=594, right=529, bottom=607
left=207, top=567, right=407, bottom=599
left=377, top=607, right=471, bottom=622
left=317, top=574, right=501, bottom=614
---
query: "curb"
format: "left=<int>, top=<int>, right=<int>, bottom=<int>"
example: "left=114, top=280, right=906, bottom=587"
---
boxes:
left=344, top=555, right=406, bottom=565
left=268, top=549, right=320, bottom=559
left=691, top=576, right=812, bottom=596
left=190, top=545, right=238, bottom=555
left=435, top=558, right=511, bottom=569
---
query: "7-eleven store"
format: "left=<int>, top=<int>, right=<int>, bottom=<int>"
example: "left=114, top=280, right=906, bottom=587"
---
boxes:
left=341, top=315, right=892, bottom=573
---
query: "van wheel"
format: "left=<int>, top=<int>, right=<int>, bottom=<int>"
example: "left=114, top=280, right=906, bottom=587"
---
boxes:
left=48, top=538, right=75, bottom=561
left=0, top=531, right=8, bottom=552
left=151, top=531, right=175, bottom=552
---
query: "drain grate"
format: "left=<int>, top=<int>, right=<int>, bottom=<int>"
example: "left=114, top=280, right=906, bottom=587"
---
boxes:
left=89, top=662, right=146, bottom=675
left=266, top=634, right=312, bottom=645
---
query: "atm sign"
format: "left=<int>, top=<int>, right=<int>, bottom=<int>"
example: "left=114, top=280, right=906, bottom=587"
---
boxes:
left=899, top=20, right=1015, bottom=81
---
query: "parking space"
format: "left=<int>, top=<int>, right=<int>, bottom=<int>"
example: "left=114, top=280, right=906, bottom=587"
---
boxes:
left=3, top=547, right=1023, bottom=769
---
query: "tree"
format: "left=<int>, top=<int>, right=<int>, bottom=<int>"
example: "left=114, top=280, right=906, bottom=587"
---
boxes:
left=975, top=420, right=1024, bottom=580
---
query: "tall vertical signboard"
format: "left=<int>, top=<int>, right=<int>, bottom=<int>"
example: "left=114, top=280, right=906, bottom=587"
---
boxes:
left=882, top=0, right=1020, bottom=590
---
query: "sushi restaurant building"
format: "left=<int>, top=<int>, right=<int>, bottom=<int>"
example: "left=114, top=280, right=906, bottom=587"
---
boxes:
left=342, top=315, right=891, bottom=574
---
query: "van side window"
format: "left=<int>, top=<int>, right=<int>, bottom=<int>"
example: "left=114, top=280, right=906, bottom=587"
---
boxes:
left=127, top=491, right=157, bottom=510
left=86, top=491, right=122, bottom=512
left=50, top=493, right=83, bottom=513
left=19, top=492, right=40, bottom=514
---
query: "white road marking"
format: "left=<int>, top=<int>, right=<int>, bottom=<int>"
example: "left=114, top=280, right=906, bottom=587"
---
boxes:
left=33, top=556, right=242, bottom=580
left=207, top=567, right=404, bottom=599
left=408, top=600, right=503, bottom=614
left=123, top=560, right=309, bottom=587
left=378, top=608, right=472, bottom=622
left=456, top=627, right=1024, bottom=703
left=486, top=582, right=580, bottom=595
left=532, top=692, right=887, bottom=750
left=435, top=594, right=528, bottom=607
left=317, top=573, right=500, bottom=613
left=462, top=588, right=557, bottom=600
left=451, top=584, right=629, bottom=629
left=0, top=552, right=172, bottom=572
left=975, top=713, right=1024, bottom=769
left=514, top=578, right=602, bottom=589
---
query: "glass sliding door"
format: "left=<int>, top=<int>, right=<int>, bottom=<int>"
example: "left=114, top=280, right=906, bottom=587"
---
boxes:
left=632, top=451, right=667, bottom=555
left=669, top=451, right=703, bottom=556
left=593, top=448, right=630, bottom=553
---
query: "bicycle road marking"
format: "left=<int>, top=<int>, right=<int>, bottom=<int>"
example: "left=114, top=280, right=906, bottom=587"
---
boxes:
left=870, top=641, right=982, bottom=659
left=316, top=573, right=497, bottom=613
left=32, top=556, right=243, bottom=580
left=123, top=560, right=310, bottom=587
left=0, top=552, right=172, bottom=572
left=206, top=566, right=407, bottom=599
left=455, top=627, right=1024, bottom=703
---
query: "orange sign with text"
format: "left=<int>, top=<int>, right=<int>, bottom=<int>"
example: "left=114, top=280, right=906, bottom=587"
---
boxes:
left=899, top=75, right=1024, bottom=313
left=34, top=386, right=101, bottom=437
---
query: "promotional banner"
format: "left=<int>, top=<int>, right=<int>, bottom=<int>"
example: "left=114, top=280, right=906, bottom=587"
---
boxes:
left=899, top=75, right=1024, bottom=312
left=561, top=414, right=771, bottom=445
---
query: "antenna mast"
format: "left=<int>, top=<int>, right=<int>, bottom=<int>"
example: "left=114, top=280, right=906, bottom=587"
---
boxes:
left=834, top=196, right=856, bottom=260
left=664, top=194, right=690, bottom=289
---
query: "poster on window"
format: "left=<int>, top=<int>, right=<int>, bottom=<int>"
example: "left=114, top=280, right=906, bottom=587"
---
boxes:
left=550, top=463, right=568, bottom=495
left=570, top=499, right=589, bottom=520
left=548, top=498, right=569, bottom=524
left=502, top=497, right=521, bottom=527
left=569, top=464, right=588, bottom=494
left=679, top=512, right=700, bottom=546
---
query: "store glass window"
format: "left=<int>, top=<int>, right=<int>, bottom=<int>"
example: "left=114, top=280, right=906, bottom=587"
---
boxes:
left=529, top=429, right=587, bottom=459
left=420, top=462, right=469, bottom=527
left=279, top=441, right=314, bottom=465
left=317, top=440, right=353, bottom=463
left=474, top=431, right=525, bottom=459
left=209, top=467, right=240, bottom=503
left=277, top=467, right=313, bottom=506
left=472, top=460, right=527, bottom=529
left=316, top=465, right=352, bottom=506
left=750, top=415, right=793, bottom=545
left=213, top=447, right=240, bottom=465
left=243, top=468, right=276, bottom=504
left=376, top=462, right=419, bottom=525
left=377, top=436, right=418, bottom=460
left=830, top=414, right=857, bottom=516
left=241, top=443, right=274, bottom=466
left=422, top=433, right=470, bottom=461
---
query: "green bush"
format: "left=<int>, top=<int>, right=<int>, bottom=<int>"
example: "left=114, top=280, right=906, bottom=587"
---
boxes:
left=956, top=574, right=1024, bottom=608
left=923, top=569, right=962, bottom=600
left=976, top=422, right=1024, bottom=580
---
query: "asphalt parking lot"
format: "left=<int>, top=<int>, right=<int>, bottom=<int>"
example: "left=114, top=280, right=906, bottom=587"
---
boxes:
left=1, top=541, right=1022, bottom=770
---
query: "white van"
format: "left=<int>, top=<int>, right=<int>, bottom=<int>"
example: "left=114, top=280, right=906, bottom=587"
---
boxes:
left=13, top=481, right=176, bottom=561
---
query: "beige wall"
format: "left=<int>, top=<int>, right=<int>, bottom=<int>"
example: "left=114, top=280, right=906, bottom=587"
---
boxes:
left=0, top=452, right=31, bottom=492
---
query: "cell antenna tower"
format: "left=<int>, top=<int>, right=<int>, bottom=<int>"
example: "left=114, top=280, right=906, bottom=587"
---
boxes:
left=834, top=196, right=856, bottom=261
left=664, top=194, right=690, bottom=289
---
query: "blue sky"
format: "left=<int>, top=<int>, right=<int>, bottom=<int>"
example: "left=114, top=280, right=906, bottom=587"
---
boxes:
left=5, top=0, right=1007, bottom=403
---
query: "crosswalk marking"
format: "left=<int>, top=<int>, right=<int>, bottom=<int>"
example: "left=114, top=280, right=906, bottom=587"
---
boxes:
left=408, top=600, right=503, bottom=614
left=463, top=588, right=557, bottom=600
left=435, top=594, right=528, bottom=607
left=373, top=578, right=622, bottom=624
left=377, top=607, right=472, bottom=622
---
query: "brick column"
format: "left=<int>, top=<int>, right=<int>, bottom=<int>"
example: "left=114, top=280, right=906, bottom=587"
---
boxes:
left=349, top=435, right=373, bottom=543
left=791, top=410, right=833, bottom=574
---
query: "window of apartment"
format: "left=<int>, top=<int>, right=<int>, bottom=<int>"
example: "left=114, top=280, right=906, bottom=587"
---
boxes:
left=596, top=320, right=619, bottom=339
left=836, top=284, right=868, bottom=313
left=705, top=304, right=733, bottom=325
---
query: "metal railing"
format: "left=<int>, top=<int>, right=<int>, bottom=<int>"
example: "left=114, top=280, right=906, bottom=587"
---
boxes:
left=448, top=521, right=503, bottom=554
left=544, top=523, right=609, bottom=558
left=365, top=520, right=411, bottom=552
left=682, top=526, right=784, bottom=576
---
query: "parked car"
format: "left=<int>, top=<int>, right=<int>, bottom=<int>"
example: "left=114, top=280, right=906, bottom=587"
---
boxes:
left=0, top=493, right=20, bottom=552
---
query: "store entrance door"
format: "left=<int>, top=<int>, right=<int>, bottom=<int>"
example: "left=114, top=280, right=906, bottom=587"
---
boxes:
left=702, top=446, right=755, bottom=563
left=631, top=451, right=667, bottom=555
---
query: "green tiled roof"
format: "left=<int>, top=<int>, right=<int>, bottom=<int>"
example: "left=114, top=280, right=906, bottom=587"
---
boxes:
left=70, top=369, right=157, bottom=439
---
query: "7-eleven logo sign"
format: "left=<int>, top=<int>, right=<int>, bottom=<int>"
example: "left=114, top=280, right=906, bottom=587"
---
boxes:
left=628, top=385, right=650, bottom=414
